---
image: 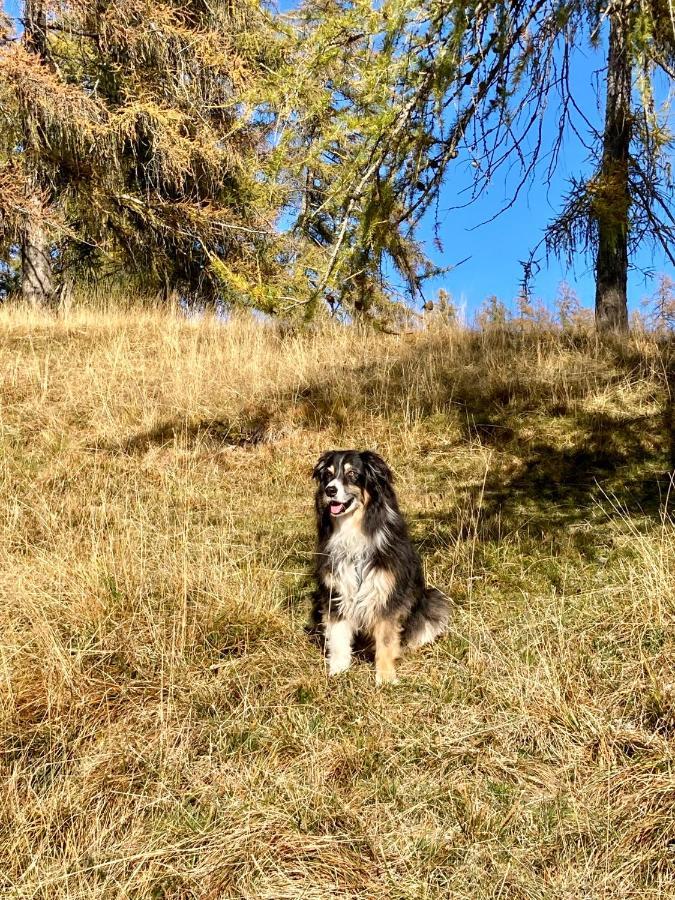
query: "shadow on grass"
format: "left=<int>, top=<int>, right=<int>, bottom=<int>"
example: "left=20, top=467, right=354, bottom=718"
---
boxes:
left=413, top=418, right=671, bottom=564
left=97, top=411, right=275, bottom=454
left=411, top=374, right=671, bottom=558
left=110, top=332, right=673, bottom=552
left=300, top=335, right=671, bottom=549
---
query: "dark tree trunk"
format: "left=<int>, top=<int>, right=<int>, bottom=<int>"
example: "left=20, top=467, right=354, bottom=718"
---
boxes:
left=594, top=1, right=632, bottom=333
left=20, top=2, right=55, bottom=307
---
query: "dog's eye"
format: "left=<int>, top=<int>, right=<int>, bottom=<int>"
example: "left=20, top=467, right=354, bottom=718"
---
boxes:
left=346, top=470, right=359, bottom=483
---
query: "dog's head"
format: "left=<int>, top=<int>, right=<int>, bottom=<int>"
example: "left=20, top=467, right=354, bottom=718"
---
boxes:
left=312, top=450, right=393, bottom=520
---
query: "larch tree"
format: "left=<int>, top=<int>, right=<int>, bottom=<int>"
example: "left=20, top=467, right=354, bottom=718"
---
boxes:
left=287, top=0, right=674, bottom=330
left=2, top=1, right=672, bottom=322
left=552, top=1, right=675, bottom=331
left=20, top=2, right=53, bottom=304
left=594, top=1, right=634, bottom=331
left=0, top=0, right=288, bottom=307
left=275, top=0, right=454, bottom=323
left=3, top=0, right=62, bottom=305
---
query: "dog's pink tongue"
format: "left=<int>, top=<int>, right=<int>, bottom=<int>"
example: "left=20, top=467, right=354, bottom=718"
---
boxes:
left=329, top=502, right=344, bottom=515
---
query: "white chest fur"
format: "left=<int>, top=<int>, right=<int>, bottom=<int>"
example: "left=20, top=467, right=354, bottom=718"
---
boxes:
left=323, top=518, right=394, bottom=631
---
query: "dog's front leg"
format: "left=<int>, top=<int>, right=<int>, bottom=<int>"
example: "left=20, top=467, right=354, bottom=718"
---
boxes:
left=373, top=619, right=401, bottom=685
left=325, top=617, right=353, bottom=676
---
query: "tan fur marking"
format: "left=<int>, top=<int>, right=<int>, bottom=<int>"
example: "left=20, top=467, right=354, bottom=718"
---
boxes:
left=373, top=617, right=401, bottom=685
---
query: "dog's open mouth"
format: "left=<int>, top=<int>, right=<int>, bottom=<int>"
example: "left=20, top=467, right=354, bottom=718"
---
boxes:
left=328, top=497, right=354, bottom=517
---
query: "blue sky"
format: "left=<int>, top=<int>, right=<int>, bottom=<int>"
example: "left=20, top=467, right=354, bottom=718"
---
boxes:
left=5, top=0, right=673, bottom=316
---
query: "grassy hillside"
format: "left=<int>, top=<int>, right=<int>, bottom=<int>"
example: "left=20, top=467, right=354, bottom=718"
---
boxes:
left=1, top=304, right=673, bottom=898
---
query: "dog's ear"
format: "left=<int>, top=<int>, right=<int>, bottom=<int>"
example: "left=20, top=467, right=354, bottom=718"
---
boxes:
left=361, top=451, right=393, bottom=487
left=312, top=451, right=334, bottom=481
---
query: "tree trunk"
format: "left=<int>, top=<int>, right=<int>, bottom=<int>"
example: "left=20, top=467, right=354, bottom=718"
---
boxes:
left=667, top=358, right=675, bottom=473
left=594, top=1, right=632, bottom=333
left=21, top=218, right=54, bottom=306
left=21, top=1, right=54, bottom=306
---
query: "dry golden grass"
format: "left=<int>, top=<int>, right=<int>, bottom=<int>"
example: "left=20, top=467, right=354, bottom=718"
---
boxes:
left=1, top=302, right=674, bottom=898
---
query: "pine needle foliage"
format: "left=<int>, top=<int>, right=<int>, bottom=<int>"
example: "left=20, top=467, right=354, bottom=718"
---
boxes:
left=284, top=0, right=674, bottom=325
left=0, top=0, right=288, bottom=306
left=1, top=1, right=672, bottom=319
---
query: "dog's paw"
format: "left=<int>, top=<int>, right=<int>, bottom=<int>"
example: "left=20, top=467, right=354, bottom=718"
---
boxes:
left=328, top=658, right=351, bottom=676
left=375, top=670, right=399, bottom=686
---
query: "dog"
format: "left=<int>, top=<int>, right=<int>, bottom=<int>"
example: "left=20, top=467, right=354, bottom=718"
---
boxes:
left=312, top=449, right=449, bottom=684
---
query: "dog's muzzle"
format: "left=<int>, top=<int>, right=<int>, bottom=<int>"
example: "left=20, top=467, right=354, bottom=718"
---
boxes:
left=327, top=497, right=354, bottom=517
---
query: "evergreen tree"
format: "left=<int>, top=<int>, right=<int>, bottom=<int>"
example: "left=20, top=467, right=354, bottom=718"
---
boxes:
left=3, top=1, right=672, bottom=324
left=551, top=2, right=675, bottom=331
left=291, top=0, right=674, bottom=329
left=0, top=0, right=286, bottom=306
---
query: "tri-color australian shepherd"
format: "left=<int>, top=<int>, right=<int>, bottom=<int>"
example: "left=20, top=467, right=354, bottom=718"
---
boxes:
left=312, top=450, right=449, bottom=684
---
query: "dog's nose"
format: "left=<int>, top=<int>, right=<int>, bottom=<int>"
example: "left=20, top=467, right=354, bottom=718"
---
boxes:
left=325, top=484, right=338, bottom=498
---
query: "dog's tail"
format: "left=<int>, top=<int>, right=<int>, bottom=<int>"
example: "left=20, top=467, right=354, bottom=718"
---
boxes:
left=403, top=587, right=450, bottom=649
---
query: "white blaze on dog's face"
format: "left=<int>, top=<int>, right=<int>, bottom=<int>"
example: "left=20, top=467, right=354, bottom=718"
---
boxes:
left=313, top=451, right=369, bottom=519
